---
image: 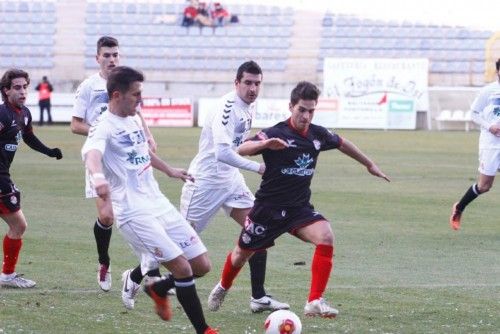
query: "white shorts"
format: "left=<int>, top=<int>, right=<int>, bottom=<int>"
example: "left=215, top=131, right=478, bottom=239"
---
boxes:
left=478, top=149, right=500, bottom=176
left=179, top=173, right=254, bottom=233
left=85, top=168, right=98, bottom=199
left=117, top=207, right=207, bottom=274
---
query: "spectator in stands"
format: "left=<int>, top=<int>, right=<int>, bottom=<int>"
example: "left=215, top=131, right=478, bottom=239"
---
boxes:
left=196, top=2, right=213, bottom=27
left=449, top=58, right=500, bottom=231
left=182, top=0, right=198, bottom=27
left=35, top=76, right=53, bottom=126
left=182, top=0, right=213, bottom=27
left=211, top=2, right=230, bottom=27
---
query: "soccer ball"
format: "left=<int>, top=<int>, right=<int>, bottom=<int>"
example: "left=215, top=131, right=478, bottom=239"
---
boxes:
left=264, top=310, right=302, bottom=334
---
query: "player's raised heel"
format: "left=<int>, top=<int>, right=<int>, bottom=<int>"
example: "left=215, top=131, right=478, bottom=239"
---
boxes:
left=208, top=282, right=227, bottom=312
left=144, top=282, right=172, bottom=321
left=449, top=202, right=462, bottom=230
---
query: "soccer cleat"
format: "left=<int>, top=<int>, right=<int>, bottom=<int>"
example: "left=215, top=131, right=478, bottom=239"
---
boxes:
left=121, top=269, right=140, bottom=310
left=204, top=327, right=219, bottom=334
left=207, top=282, right=228, bottom=312
left=144, top=282, right=172, bottom=321
left=0, top=273, right=36, bottom=288
left=250, top=295, right=290, bottom=313
left=304, top=298, right=339, bottom=318
left=97, top=264, right=111, bottom=291
left=449, top=202, right=462, bottom=230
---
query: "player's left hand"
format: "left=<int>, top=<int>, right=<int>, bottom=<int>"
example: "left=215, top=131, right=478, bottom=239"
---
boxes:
left=48, top=148, right=63, bottom=160
left=170, top=168, right=195, bottom=182
left=367, top=164, right=390, bottom=182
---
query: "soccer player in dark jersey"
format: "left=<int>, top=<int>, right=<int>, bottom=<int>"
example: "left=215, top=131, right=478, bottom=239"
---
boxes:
left=208, top=81, right=389, bottom=318
left=0, top=69, right=62, bottom=288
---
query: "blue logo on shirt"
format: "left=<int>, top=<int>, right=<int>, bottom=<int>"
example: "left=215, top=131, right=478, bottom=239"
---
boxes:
left=127, top=150, right=150, bottom=165
left=281, top=154, right=314, bottom=176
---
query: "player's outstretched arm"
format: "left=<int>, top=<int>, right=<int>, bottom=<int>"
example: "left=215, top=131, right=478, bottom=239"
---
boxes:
left=237, top=138, right=288, bottom=156
left=149, top=150, right=194, bottom=182
left=22, top=132, right=63, bottom=159
left=338, top=138, right=390, bottom=182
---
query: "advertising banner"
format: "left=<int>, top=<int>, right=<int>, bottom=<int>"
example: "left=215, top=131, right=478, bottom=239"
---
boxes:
left=141, top=97, right=193, bottom=127
left=323, top=58, right=429, bottom=129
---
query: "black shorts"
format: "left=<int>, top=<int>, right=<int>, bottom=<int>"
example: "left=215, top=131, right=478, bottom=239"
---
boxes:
left=238, top=202, right=327, bottom=250
left=0, top=176, right=21, bottom=214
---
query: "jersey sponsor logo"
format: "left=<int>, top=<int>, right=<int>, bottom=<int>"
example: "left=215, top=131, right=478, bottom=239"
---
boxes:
left=281, top=153, right=315, bottom=176
left=126, top=150, right=150, bottom=165
left=4, top=144, right=17, bottom=152
left=118, top=130, right=147, bottom=147
left=233, top=136, right=243, bottom=146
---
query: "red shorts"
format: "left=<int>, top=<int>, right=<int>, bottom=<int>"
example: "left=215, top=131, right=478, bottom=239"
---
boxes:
left=0, top=176, right=21, bottom=214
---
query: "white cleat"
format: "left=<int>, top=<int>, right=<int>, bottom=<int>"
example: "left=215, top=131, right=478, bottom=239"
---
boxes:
left=97, top=264, right=111, bottom=292
left=0, top=273, right=36, bottom=288
left=304, top=298, right=339, bottom=318
left=207, top=282, right=228, bottom=312
left=250, top=295, right=290, bottom=313
left=121, top=269, right=140, bottom=310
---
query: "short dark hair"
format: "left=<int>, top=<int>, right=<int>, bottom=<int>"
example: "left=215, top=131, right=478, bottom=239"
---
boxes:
left=97, top=36, right=119, bottom=55
left=290, top=81, right=321, bottom=106
left=236, top=60, right=262, bottom=82
left=0, top=68, right=30, bottom=102
left=496, top=58, right=500, bottom=71
left=107, top=66, right=144, bottom=97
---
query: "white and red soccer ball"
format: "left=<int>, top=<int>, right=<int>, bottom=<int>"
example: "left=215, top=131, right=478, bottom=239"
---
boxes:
left=264, top=310, right=302, bottom=334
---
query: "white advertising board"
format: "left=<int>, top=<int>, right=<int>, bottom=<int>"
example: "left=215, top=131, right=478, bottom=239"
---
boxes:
left=323, top=58, right=429, bottom=129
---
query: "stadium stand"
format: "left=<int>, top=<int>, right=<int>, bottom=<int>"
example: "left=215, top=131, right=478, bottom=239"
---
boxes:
left=0, top=1, right=56, bottom=69
left=83, top=2, right=293, bottom=73
left=319, top=13, right=494, bottom=85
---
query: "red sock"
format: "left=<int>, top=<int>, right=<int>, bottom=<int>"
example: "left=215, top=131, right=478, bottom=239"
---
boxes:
left=220, top=252, right=243, bottom=290
left=308, top=244, right=334, bottom=302
left=2, top=235, right=22, bottom=275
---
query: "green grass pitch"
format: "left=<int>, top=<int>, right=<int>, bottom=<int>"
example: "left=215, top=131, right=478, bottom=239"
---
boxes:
left=0, top=126, right=498, bottom=333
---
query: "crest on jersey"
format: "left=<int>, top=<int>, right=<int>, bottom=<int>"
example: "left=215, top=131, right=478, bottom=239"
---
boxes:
left=24, top=116, right=28, bottom=126
left=10, top=195, right=17, bottom=205
left=313, top=140, right=321, bottom=150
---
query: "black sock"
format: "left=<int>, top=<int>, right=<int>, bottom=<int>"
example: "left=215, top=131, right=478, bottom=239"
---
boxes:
left=146, top=268, right=161, bottom=277
left=175, top=277, right=208, bottom=334
left=151, top=274, right=175, bottom=297
left=93, top=219, right=112, bottom=267
left=457, top=184, right=481, bottom=212
left=131, top=266, right=161, bottom=284
left=130, top=266, right=143, bottom=284
left=249, top=249, right=267, bottom=299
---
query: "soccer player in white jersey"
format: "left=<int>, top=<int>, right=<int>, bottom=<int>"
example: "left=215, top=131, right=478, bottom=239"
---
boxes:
left=450, top=58, right=500, bottom=230
left=179, top=60, right=289, bottom=312
left=82, top=66, right=218, bottom=334
left=71, top=36, right=157, bottom=291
